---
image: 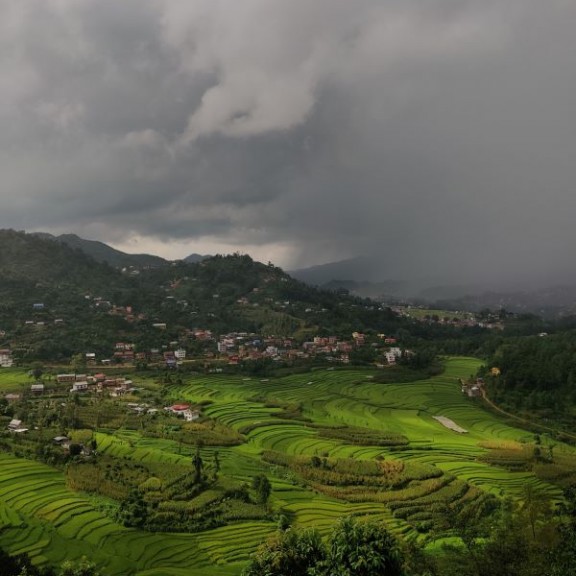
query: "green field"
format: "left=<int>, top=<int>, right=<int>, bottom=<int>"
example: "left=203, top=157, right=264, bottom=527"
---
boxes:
left=0, top=368, right=34, bottom=391
left=0, top=358, right=571, bottom=574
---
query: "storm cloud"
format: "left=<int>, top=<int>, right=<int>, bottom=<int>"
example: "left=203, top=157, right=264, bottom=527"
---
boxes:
left=2, top=0, right=576, bottom=286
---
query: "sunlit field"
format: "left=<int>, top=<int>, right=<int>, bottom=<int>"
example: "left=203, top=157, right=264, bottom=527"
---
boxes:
left=0, top=358, right=571, bottom=575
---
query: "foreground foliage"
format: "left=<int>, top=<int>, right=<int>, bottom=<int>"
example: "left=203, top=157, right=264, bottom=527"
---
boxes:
left=242, top=517, right=404, bottom=576
left=244, top=488, right=576, bottom=576
left=0, top=550, right=100, bottom=576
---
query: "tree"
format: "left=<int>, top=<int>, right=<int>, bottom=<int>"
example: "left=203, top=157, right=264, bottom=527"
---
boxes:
left=68, top=443, right=83, bottom=457
left=192, top=443, right=204, bottom=484
left=58, top=557, right=100, bottom=576
left=242, top=527, right=325, bottom=576
left=213, top=450, right=220, bottom=481
left=549, top=484, right=576, bottom=575
left=116, top=489, right=148, bottom=528
left=323, top=517, right=404, bottom=576
left=70, top=353, right=86, bottom=373
left=243, top=518, right=405, bottom=576
left=520, top=485, right=551, bottom=541
left=252, top=474, right=272, bottom=506
left=31, top=362, right=44, bottom=381
left=439, top=498, right=552, bottom=576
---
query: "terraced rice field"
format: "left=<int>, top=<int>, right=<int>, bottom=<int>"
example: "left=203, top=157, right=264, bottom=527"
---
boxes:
left=0, top=369, right=32, bottom=391
left=0, top=357, right=570, bottom=574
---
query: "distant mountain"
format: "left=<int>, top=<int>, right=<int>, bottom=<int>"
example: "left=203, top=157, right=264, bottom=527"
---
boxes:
left=290, top=257, right=377, bottom=285
left=183, top=253, right=211, bottom=264
left=33, top=233, right=169, bottom=268
left=290, top=257, right=425, bottom=301
left=290, top=255, right=576, bottom=316
left=321, top=279, right=410, bottom=300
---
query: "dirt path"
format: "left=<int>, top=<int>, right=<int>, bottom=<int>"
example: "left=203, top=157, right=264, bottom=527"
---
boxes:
left=481, top=388, right=576, bottom=442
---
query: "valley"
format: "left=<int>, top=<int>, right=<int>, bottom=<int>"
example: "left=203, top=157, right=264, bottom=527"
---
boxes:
left=1, top=357, right=573, bottom=575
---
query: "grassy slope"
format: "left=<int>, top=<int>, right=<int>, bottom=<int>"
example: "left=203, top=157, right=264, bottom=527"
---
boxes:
left=0, top=358, right=569, bottom=575
left=0, top=369, right=36, bottom=390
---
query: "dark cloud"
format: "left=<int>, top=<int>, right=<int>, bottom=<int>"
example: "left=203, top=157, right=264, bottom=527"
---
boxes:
left=1, top=0, right=576, bottom=286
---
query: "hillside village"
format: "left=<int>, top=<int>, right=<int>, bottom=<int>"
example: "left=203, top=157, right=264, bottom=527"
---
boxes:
left=0, top=286, right=499, bottom=371
left=0, top=324, right=406, bottom=370
left=0, top=279, right=412, bottom=369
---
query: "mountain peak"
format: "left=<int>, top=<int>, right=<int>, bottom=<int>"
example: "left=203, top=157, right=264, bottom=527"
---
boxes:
left=31, top=232, right=169, bottom=269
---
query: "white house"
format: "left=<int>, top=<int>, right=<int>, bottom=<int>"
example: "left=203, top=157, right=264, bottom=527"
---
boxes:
left=70, top=382, right=89, bottom=392
left=8, top=419, right=28, bottom=432
left=183, top=409, right=201, bottom=422
left=385, top=347, right=403, bottom=365
left=174, top=348, right=186, bottom=360
left=0, top=349, right=13, bottom=368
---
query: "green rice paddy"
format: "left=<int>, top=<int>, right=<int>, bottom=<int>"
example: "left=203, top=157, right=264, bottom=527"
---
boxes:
left=0, top=357, right=571, bottom=574
left=0, top=368, right=33, bottom=391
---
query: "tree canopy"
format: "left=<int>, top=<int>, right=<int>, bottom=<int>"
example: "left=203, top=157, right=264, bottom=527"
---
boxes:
left=242, top=517, right=404, bottom=576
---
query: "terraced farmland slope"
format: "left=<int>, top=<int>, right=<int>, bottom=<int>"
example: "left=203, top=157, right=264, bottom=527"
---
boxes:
left=0, top=357, right=571, bottom=574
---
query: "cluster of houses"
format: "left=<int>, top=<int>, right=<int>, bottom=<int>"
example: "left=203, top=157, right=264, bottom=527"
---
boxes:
left=55, top=329, right=405, bottom=369
left=1, top=328, right=406, bottom=373
left=55, top=373, right=136, bottom=395
left=212, top=331, right=404, bottom=366
left=68, top=398, right=201, bottom=422
left=2, top=374, right=139, bottom=406
left=81, top=342, right=188, bottom=368
left=126, top=402, right=159, bottom=416
left=460, top=377, right=485, bottom=398
left=0, top=286, right=409, bottom=371
left=122, top=401, right=202, bottom=422
left=5, top=386, right=201, bottom=437
left=5, top=422, right=92, bottom=456
left=0, top=282, right=414, bottom=370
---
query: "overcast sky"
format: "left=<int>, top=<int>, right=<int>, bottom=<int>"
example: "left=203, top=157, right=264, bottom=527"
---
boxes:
left=2, top=0, right=576, bottom=286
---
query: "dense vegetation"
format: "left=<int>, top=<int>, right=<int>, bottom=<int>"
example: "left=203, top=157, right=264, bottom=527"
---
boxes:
left=243, top=499, right=576, bottom=576
left=243, top=517, right=404, bottom=576
left=484, top=331, right=576, bottom=430
left=0, top=548, right=100, bottom=576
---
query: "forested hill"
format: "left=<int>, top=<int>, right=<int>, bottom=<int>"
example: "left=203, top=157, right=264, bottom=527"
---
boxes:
left=0, top=229, right=121, bottom=288
left=37, top=232, right=170, bottom=268
left=0, top=230, right=412, bottom=362
left=484, top=331, right=576, bottom=430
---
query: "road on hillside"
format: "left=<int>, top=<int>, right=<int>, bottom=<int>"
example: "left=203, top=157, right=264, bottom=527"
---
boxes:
left=481, top=388, right=576, bottom=442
